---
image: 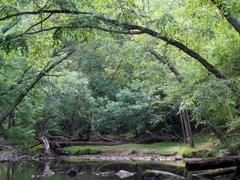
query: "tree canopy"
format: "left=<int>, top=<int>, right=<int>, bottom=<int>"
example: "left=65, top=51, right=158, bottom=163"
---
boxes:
left=0, top=0, right=239, bottom=150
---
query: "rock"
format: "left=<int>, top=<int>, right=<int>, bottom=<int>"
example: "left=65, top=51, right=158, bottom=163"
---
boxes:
left=95, top=171, right=114, bottom=176
left=67, top=168, right=78, bottom=177
left=116, top=170, right=136, bottom=179
left=175, top=155, right=183, bottom=161
left=143, top=170, right=184, bottom=180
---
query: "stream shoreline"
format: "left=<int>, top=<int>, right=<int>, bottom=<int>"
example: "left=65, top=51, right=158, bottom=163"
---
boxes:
left=0, top=150, right=201, bottom=164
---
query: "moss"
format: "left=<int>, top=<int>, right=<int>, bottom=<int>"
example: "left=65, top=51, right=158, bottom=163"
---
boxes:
left=182, top=149, right=216, bottom=158
left=64, top=146, right=103, bottom=155
left=143, top=169, right=152, bottom=176
left=130, top=148, right=138, bottom=154
left=29, top=144, right=44, bottom=153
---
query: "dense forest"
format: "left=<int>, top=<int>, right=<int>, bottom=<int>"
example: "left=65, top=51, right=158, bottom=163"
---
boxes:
left=0, top=0, right=240, bottom=179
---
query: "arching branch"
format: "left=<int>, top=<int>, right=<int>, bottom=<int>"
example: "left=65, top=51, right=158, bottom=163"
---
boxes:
left=0, top=9, right=239, bottom=96
left=210, top=0, right=240, bottom=34
left=0, top=48, right=76, bottom=125
left=149, top=50, right=182, bottom=82
left=0, top=9, right=92, bottom=21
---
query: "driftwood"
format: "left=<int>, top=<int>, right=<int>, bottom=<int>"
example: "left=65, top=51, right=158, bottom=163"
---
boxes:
left=96, top=132, right=116, bottom=142
left=47, top=133, right=126, bottom=148
left=52, top=140, right=125, bottom=147
left=49, top=135, right=70, bottom=141
left=0, top=144, right=14, bottom=150
left=40, top=136, right=51, bottom=155
left=192, top=167, right=236, bottom=178
left=144, top=170, right=184, bottom=180
left=67, top=168, right=78, bottom=177
left=137, top=131, right=177, bottom=143
left=186, top=156, right=240, bottom=171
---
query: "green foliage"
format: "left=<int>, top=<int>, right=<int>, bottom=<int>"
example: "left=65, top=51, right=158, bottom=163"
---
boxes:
left=0, top=0, right=239, bottom=150
left=182, top=80, right=239, bottom=129
left=93, top=88, right=157, bottom=133
left=64, top=146, right=103, bottom=155
left=5, top=127, right=35, bottom=147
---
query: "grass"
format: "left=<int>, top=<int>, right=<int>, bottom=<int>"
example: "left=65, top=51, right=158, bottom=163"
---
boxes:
left=64, top=145, right=103, bottom=155
left=63, top=133, right=220, bottom=157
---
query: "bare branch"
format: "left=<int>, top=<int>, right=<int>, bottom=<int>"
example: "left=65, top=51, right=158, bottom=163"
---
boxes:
left=0, top=9, right=92, bottom=21
left=149, top=50, right=182, bottom=82
left=23, top=13, right=53, bottom=34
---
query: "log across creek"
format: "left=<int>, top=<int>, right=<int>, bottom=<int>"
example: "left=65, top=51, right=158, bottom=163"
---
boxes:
left=186, top=156, right=240, bottom=179
left=186, top=156, right=240, bottom=171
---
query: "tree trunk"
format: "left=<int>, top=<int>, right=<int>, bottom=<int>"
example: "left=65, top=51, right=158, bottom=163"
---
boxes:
left=149, top=50, right=182, bottom=82
left=210, top=0, right=240, bottom=34
left=186, top=156, right=240, bottom=171
left=40, top=136, right=51, bottom=155
left=150, top=50, right=193, bottom=146
left=180, top=109, right=194, bottom=147
left=180, top=113, right=187, bottom=144
left=207, top=123, right=226, bottom=143
left=8, top=111, right=15, bottom=129
left=192, top=167, right=236, bottom=178
left=184, top=110, right=194, bottom=147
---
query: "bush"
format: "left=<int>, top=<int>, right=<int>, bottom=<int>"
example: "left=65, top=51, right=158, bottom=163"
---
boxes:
left=130, top=148, right=138, bottom=154
left=6, top=127, right=35, bottom=148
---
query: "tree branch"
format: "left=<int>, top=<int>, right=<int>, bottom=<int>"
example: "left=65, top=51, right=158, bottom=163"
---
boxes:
left=23, top=13, right=53, bottom=35
left=210, top=0, right=240, bottom=34
left=0, top=65, right=32, bottom=96
left=0, top=9, right=92, bottom=21
left=149, top=50, right=182, bottom=82
left=0, top=48, right=76, bottom=125
left=1, top=9, right=239, bottom=96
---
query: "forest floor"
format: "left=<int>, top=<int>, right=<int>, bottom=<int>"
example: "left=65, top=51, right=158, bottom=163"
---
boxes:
left=63, top=133, right=221, bottom=160
left=0, top=133, right=225, bottom=163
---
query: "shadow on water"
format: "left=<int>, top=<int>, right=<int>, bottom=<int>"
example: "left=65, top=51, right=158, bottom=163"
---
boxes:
left=0, top=159, right=235, bottom=180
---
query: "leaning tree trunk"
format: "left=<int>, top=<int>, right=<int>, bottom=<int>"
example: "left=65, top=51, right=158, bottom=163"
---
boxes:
left=8, top=111, right=15, bottom=129
left=210, top=0, right=240, bottom=34
left=180, top=109, right=194, bottom=147
left=150, top=50, right=194, bottom=147
left=0, top=49, right=75, bottom=126
left=207, top=123, right=226, bottom=143
left=40, top=136, right=51, bottom=155
left=149, top=50, right=183, bottom=82
left=186, top=156, right=240, bottom=171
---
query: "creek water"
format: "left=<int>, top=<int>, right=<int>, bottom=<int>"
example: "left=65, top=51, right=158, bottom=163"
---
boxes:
left=0, top=159, right=185, bottom=180
left=0, top=159, right=234, bottom=180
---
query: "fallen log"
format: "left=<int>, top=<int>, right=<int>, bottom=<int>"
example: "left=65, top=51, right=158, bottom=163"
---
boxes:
left=145, top=131, right=177, bottom=141
left=192, top=167, right=236, bottom=178
left=0, top=144, right=14, bottom=150
left=143, top=170, right=184, bottom=180
left=96, top=132, right=116, bottom=142
left=49, top=135, right=90, bottom=142
left=48, top=135, right=70, bottom=141
left=52, top=140, right=125, bottom=147
left=137, top=131, right=177, bottom=143
left=186, top=156, right=240, bottom=171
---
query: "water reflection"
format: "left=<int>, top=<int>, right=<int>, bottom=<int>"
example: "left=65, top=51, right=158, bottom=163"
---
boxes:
left=0, top=159, right=235, bottom=180
left=0, top=160, right=185, bottom=180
